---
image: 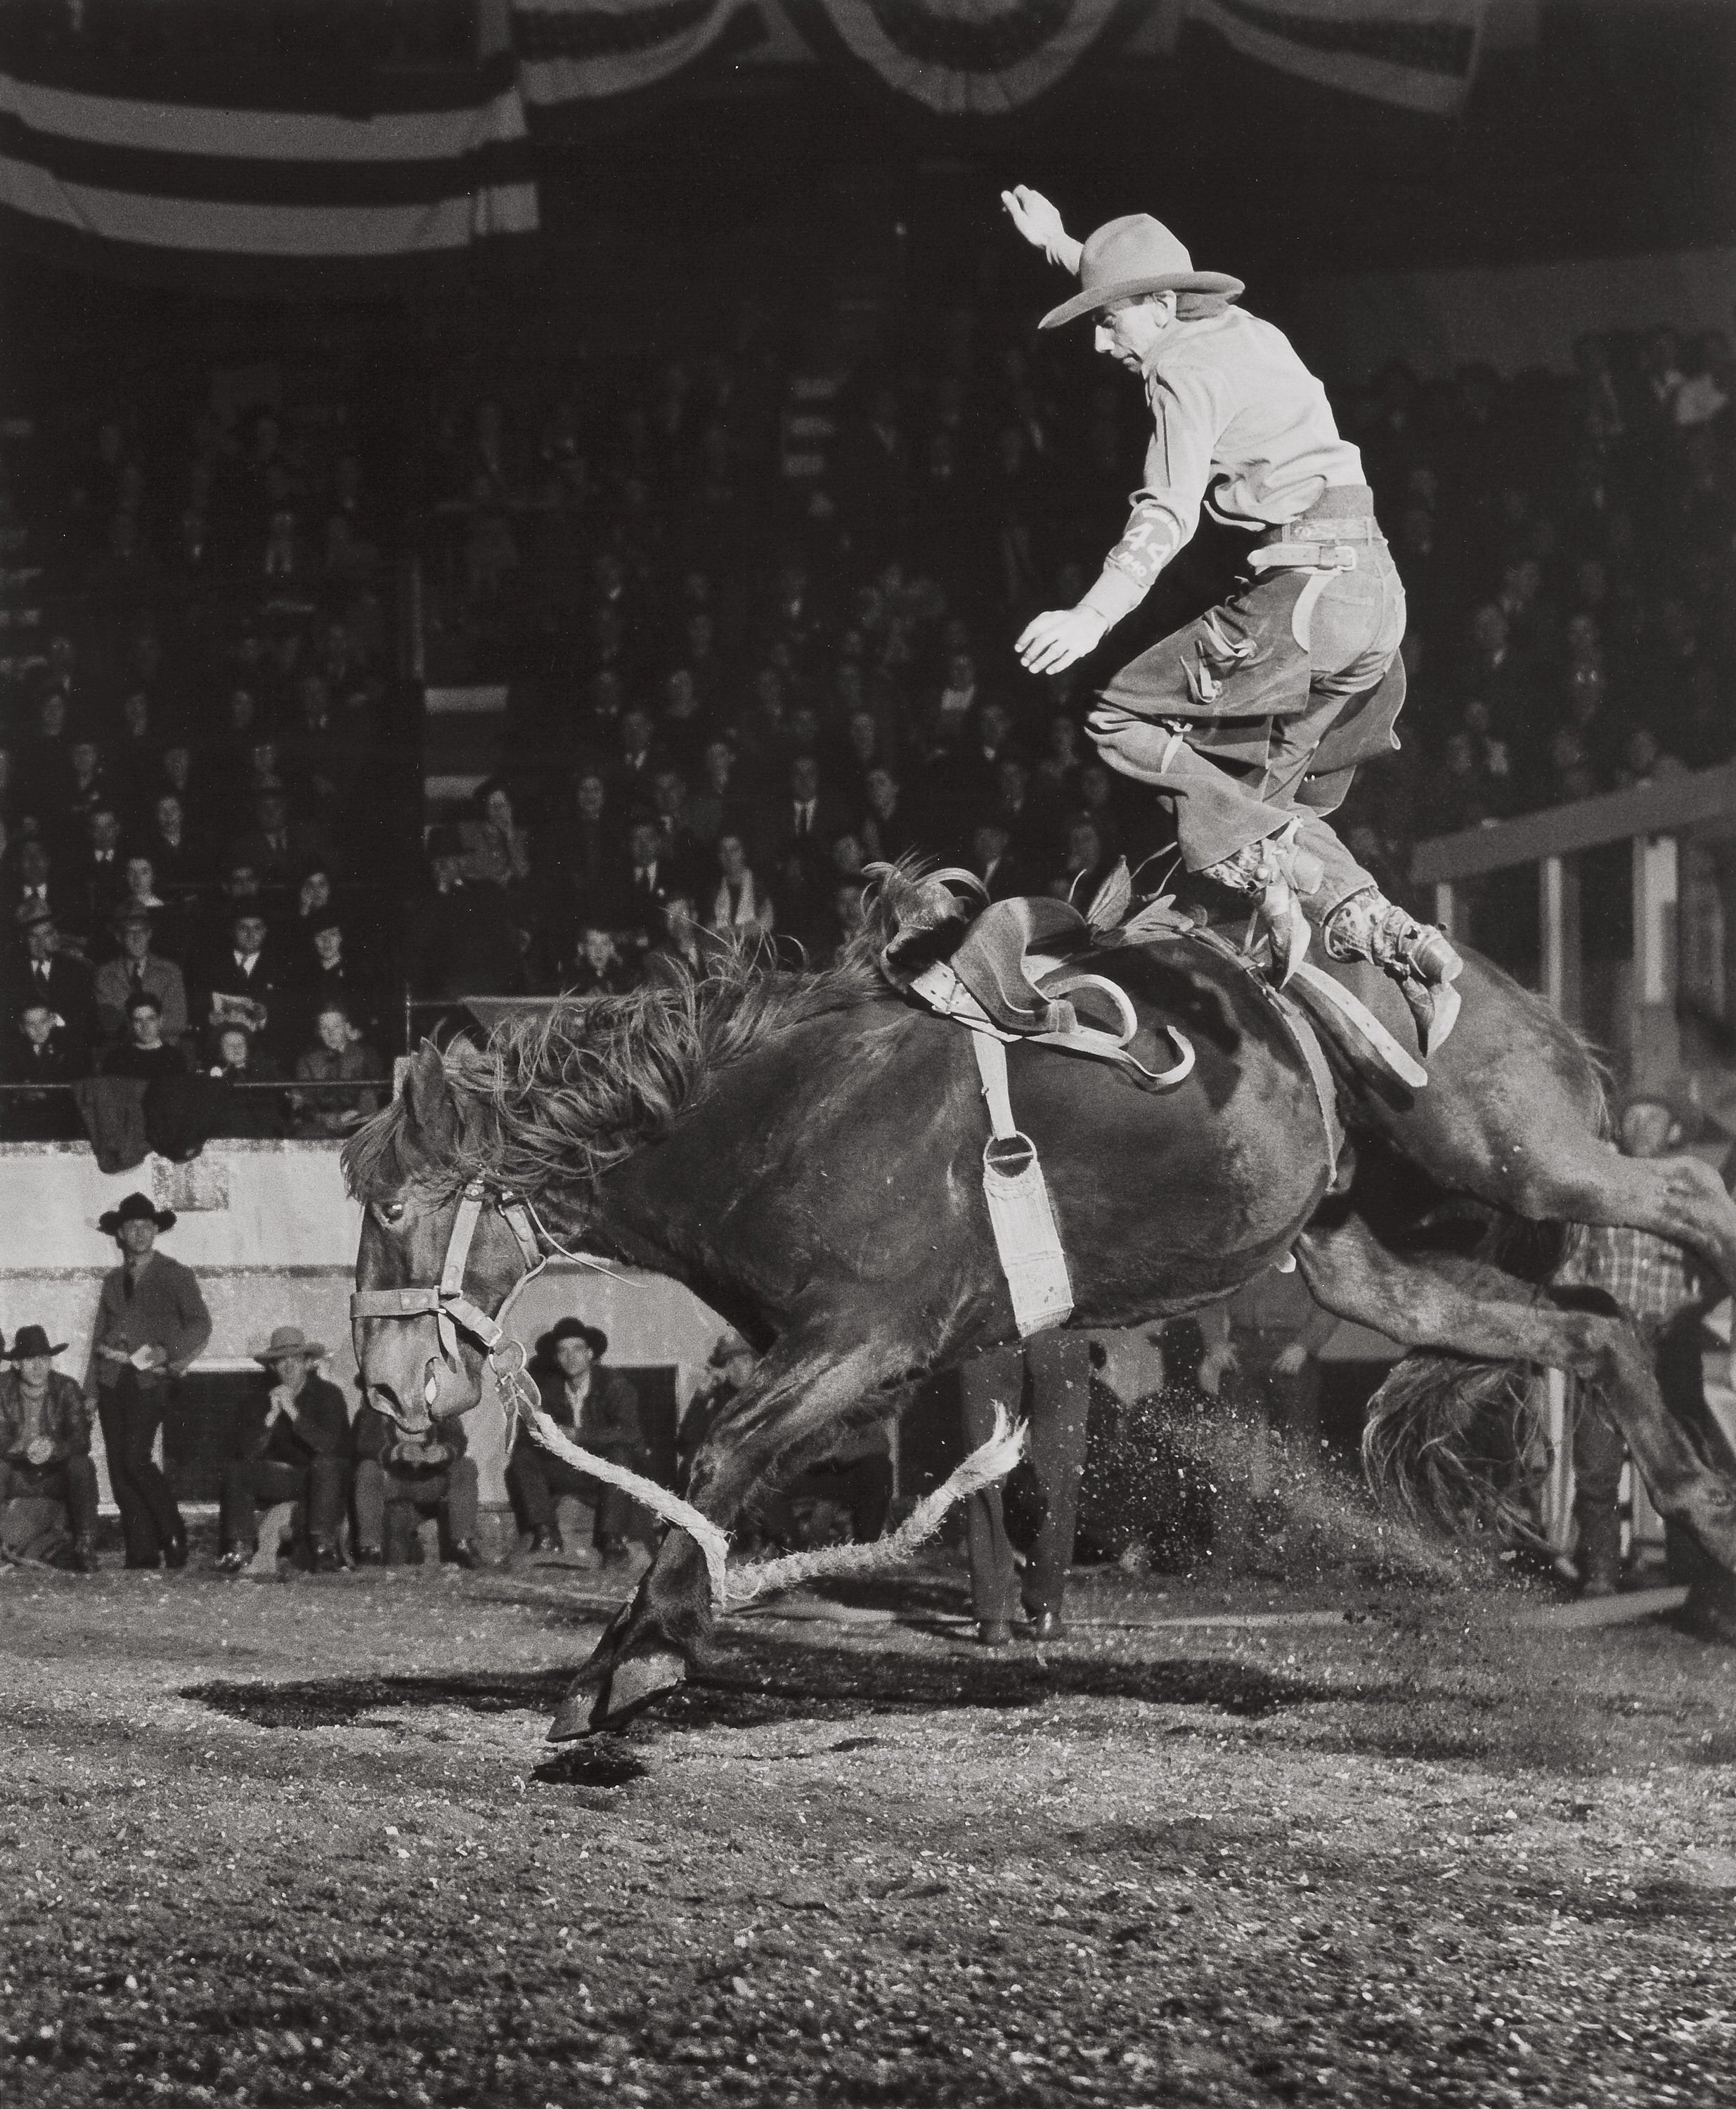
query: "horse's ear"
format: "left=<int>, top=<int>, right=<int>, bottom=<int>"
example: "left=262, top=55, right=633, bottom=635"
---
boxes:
left=403, top=1042, right=455, bottom=1148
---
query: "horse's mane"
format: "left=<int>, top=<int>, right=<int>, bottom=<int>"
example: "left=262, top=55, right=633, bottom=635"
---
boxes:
left=343, top=860, right=943, bottom=1201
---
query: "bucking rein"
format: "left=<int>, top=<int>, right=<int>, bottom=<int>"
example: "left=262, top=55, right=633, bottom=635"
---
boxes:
left=351, top=866, right=1373, bottom=1612
left=349, top=1173, right=1025, bottom=1612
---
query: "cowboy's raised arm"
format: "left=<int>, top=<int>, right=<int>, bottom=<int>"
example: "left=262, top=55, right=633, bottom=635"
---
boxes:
left=1001, top=186, right=1082, bottom=275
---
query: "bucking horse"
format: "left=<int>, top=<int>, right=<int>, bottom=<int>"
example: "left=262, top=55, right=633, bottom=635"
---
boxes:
left=345, top=864, right=1736, bottom=1741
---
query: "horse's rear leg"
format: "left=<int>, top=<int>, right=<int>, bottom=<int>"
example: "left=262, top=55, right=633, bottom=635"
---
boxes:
left=1295, top=1213, right=1736, bottom=1597
left=550, top=1329, right=902, bottom=1740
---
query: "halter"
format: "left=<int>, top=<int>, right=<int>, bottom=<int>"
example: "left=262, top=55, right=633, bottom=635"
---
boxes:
left=350, top=1178, right=546, bottom=1424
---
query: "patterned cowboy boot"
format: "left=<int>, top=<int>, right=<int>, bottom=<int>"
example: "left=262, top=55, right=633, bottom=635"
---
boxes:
left=1201, top=820, right=1323, bottom=986
left=1321, top=886, right=1464, bottom=1054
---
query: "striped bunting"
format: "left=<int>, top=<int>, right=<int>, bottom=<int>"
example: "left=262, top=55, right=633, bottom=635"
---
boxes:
left=1188, top=0, right=1489, bottom=117
left=0, top=56, right=537, bottom=283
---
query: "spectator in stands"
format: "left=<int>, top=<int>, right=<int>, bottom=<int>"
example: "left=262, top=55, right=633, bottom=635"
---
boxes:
left=290, top=1002, right=381, bottom=1136
left=95, top=907, right=188, bottom=1047
left=76, top=806, right=129, bottom=928
left=0, top=1326, right=98, bottom=1572
left=205, top=1022, right=284, bottom=1139
left=197, top=907, right=282, bottom=1052
left=407, top=825, right=526, bottom=1005
left=12, top=841, right=58, bottom=927
left=290, top=908, right=376, bottom=1045
left=708, top=830, right=774, bottom=940
left=506, top=1318, right=644, bottom=1561
left=859, top=767, right=919, bottom=865
left=569, top=924, right=635, bottom=998
left=623, top=818, right=673, bottom=938
left=100, top=990, right=189, bottom=1082
left=351, top=1401, right=484, bottom=1568
left=9, top=904, right=93, bottom=1059
left=460, top=777, right=533, bottom=894
left=215, top=1327, right=350, bottom=1575
left=4, top=1000, right=83, bottom=1140
left=86, top=1192, right=210, bottom=1571
left=686, top=739, right=746, bottom=856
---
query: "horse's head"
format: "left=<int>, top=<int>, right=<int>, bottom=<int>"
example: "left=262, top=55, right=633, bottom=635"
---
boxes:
left=346, top=1045, right=544, bottom=1433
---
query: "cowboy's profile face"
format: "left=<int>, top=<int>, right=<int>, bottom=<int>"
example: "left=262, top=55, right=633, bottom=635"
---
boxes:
left=1093, top=295, right=1172, bottom=370
left=119, top=1218, right=157, bottom=1256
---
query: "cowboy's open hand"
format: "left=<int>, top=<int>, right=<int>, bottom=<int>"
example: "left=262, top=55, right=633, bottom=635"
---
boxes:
left=1016, top=605, right=1106, bottom=675
left=1001, top=186, right=1069, bottom=264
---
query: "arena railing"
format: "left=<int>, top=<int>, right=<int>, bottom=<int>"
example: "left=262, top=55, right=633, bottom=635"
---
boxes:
left=1411, top=757, right=1736, bottom=1089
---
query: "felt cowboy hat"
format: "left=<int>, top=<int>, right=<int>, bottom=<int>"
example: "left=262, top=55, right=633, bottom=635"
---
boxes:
left=16, top=899, right=57, bottom=930
left=542, top=1316, right=608, bottom=1360
left=1039, top=215, right=1243, bottom=330
left=255, top=1324, right=327, bottom=1366
left=98, top=1191, right=177, bottom=1234
left=112, top=902, right=156, bottom=931
left=7, top=1324, right=68, bottom=1360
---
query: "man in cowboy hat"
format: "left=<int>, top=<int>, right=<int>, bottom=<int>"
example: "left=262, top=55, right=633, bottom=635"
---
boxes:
left=86, top=1191, right=211, bottom=1568
left=675, top=1327, right=756, bottom=1494
left=1002, top=188, right=1462, bottom=1053
left=215, top=1327, right=351, bottom=1576
left=506, top=1317, right=644, bottom=1560
left=0, top=1324, right=99, bottom=1571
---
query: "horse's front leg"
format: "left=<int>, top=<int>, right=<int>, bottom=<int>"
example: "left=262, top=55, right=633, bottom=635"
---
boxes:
left=549, top=1331, right=896, bottom=1740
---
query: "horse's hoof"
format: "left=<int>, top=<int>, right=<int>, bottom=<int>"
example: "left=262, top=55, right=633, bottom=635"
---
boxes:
left=1676, top=1575, right=1736, bottom=1646
left=548, top=1647, right=687, bottom=1741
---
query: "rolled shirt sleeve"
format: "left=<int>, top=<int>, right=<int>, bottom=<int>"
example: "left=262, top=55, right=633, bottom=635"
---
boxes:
left=1080, top=361, right=1228, bottom=627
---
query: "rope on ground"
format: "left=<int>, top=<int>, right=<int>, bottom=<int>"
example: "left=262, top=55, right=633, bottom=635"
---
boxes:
left=524, top=1405, right=732, bottom=1606
left=725, top=1407, right=1026, bottom=1607
left=523, top=1398, right=1025, bottom=1613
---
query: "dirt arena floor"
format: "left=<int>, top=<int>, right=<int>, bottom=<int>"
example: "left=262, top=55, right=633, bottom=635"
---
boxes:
left=4, top=1547, right=1735, bottom=2109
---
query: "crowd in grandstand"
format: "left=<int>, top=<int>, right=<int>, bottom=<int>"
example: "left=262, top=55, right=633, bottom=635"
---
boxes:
left=1, top=292, right=1731, bottom=1126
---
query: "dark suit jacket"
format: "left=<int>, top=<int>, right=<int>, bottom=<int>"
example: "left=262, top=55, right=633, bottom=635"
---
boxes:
left=233, top=1373, right=351, bottom=1465
left=8, top=955, right=96, bottom=1053
left=533, top=1365, right=642, bottom=1462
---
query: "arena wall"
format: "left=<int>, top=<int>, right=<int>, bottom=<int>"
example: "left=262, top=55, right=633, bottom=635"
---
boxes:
left=0, top=1140, right=727, bottom=1510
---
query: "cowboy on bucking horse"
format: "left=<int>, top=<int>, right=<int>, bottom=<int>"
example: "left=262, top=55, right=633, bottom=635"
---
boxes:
left=1003, top=188, right=1463, bottom=1052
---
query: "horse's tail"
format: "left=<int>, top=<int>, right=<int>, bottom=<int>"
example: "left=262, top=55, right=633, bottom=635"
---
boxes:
left=1361, top=1350, right=1555, bottom=1551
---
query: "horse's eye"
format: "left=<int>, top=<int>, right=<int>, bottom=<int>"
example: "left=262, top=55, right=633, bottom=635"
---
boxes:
left=373, top=1199, right=407, bottom=1228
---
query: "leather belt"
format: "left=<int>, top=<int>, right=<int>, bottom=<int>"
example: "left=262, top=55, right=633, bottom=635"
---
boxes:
left=1259, top=513, right=1381, bottom=543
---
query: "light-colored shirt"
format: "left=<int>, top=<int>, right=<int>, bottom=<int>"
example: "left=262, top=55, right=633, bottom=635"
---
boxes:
left=1080, top=307, right=1366, bottom=628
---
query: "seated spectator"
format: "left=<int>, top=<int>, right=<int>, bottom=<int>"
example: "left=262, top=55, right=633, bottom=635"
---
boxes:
left=12, top=840, right=60, bottom=927
left=621, top=818, right=674, bottom=938
left=94, top=906, right=188, bottom=1046
left=214, top=1327, right=350, bottom=1575
left=971, top=818, right=1027, bottom=901
left=645, top=894, right=712, bottom=978
left=859, top=767, right=920, bottom=865
left=406, top=825, right=527, bottom=1004
left=290, top=910, right=377, bottom=1045
left=505, top=1318, right=643, bottom=1560
left=351, top=1400, right=484, bottom=1568
left=8, top=904, right=94, bottom=1059
left=290, top=1004, right=381, bottom=1136
left=459, top=777, right=533, bottom=894
left=196, top=907, right=283, bottom=1050
left=205, top=1022, right=284, bottom=1138
left=4, top=1000, right=83, bottom=1140
left=569, top=924, right=635, bottom=998
left=235, top=787, right=324, bottom=893
left=676, top=1327, right=756, bottom=1492
left=75, top=806, right=130, bottom=929
left=685, top=739, right=748, bottom=854
left=101, top=991, right=190, bottom=1082
left=1050, top=818, right=1118, bottom=910
left=0, top=1325, right=98, bottom=1571
left=708, top=830, right=774, bottom=940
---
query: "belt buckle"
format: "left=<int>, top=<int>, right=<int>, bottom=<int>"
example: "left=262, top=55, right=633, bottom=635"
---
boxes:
left=1320, top=542, right=1356, bottom=571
